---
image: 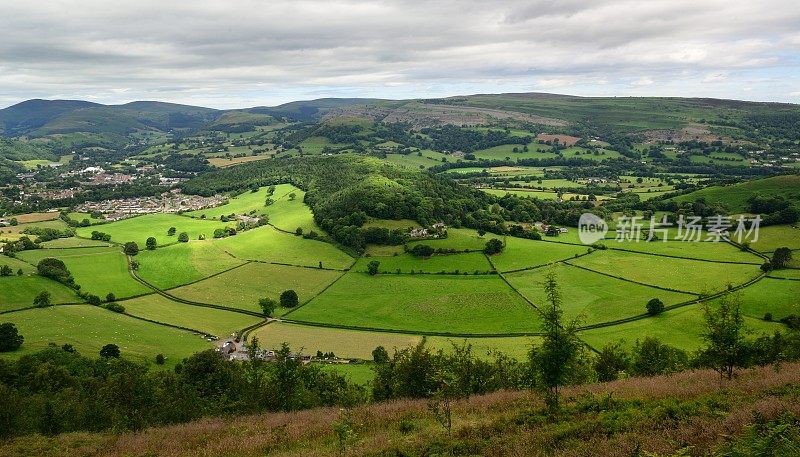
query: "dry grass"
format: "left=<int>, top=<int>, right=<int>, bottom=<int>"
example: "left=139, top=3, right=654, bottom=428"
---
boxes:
left=2, top=363, right=799, bottom=457
left=12, top=212, right=61, bottom=223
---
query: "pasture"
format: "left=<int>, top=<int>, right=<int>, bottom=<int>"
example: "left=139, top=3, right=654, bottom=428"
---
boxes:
left=0, top=305, right=209, bottom=367
left=490, top=237, right=589, bottom=272
left=16, top=246, right=151, bottom=299
left=75, top=213, right=230, bottom=247
left=169, top=262, right=343, bottom=314
left=505, top=263, right=696, bottom=325
left=568, top=249, right=762, bottom=294
left=0, top=276, right=79, bottom=312
left=135, top=241, right=245, bottom=290
left=355, top=252, right=493, bottom=274
left=122, top=294, right=262, bottom=337
left=288, top=272, right=541, bottom=334
left=214, top=225, right=354, bottom=269
left=406, top=228, right=488, bottom=251
left=578, top=304, right=783, bottom=352
left=185, top=184, right=294, bottom=219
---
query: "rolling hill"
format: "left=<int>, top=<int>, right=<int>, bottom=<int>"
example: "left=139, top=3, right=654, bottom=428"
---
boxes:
left=671, top=175, right=800, bottom=212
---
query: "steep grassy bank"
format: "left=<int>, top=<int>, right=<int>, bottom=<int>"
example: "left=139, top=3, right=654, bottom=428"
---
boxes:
left=3, top=363, right=799, bottom=457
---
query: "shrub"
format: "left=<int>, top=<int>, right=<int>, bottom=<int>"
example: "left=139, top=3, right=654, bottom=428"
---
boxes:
left=646, top=298, right=664, bottom=315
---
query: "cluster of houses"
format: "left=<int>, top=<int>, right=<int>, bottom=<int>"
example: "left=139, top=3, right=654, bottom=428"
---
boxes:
left=76, top=190, right=225, bottom=221
left=409, top=222, right=447, bottom=238
left=216, top=339, right=353, bottom=364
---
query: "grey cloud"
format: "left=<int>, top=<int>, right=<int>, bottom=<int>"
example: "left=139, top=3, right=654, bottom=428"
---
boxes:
left=0, top=0, right=798, bottom=107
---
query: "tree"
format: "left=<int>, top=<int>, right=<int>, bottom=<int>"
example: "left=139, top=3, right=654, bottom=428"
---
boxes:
left=155, top=354, right=165, bottom=365
left=410, top=244, right=434, bottom=258
left=145, top=237, right=157, bottom=250
left=167, top=227, right=176, bottom=236
left=0, top=265, right=12, bottom=276
left=37, top=258, right=73, bottom=285
left=123, top=241, right=139, bottom=256
left=178, top=232, right=189, bottom=243
left=530, top=273, right=582, bottom=412
left=99, top=344, right=120, bottom=358
left=280, top=290, right=299, bottom=308
left=295, top=227, right=303, bottom=236
left=771, top=247, right=793, bottom=269
left=0, top=323, right=23, bottom=352
left=259, top=297, right=277, bottom=317
left=630, top=337, right=688, bottom=376
left=86, top=294, right=101, bottom=306
left=106, top=293, right=116, bottom=303
left=367, top=260, right=380, bottom=276
left=700, top=294, right=746, bottom=380
left=372, top=346, right=390, bottom=364
left=288, top=192, right=297, bottom=201
left=594, top=343, right=630, bottom=382
left=646, top=298, right=664, bottom=315
left=33, top=290, right=51, bottom=308
left=484, top=238, right=504, bottom=255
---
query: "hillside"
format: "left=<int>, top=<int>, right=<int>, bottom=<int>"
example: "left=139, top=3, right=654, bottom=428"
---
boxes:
left=0, top=99, right=100, bottom=136
left=671, top=175, right=800, bottom=213
left=3, top=363, right=798, bottom=457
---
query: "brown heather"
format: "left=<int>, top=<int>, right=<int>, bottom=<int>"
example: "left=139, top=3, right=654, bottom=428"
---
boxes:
left=2, top=363, right=799, bottom=457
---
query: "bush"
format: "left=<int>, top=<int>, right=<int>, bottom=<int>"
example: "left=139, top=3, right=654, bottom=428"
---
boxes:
left=483, top=238, right=504, bottom=255
left=102, top=302, right=125, bottom=313
left=410, top=244, right=434, bottom=257
left=0, top=323, right=24, bottom=352
left=646, top=298, right=664, bottom=315
left=280, top=290, right=299, bottom=308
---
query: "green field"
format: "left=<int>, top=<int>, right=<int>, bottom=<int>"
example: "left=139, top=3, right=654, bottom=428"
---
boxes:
left=490, top=237, right=590, bottom=272
left=252, top=322, right=538, bottom=361
left=725, top=278, right=800, bottom=321
left=568, top=249, right=762, bottom=294
left=214, top=225, right=354, bottom=269
left=506, top=263, right=696, bottom=325
left=406, top=228, right=488, bottom=251
left=0, top=276, right=79, bottom=312
left=39, top=237, right=111, bottom=248
left=748, top=224, right=800, bottom=253
left=136, top=241, right=245, bottom=290
left=185, top=184, right=296, bottom=220
left=16, top=246, right=151, bottom=299
left=355, top=252, right=493, bottom=274
left=76, top=213, right=231, bottom=247
left=578, top=304, right=784, bottom=352
left=252, top=322, right=422, bottom=359
left=123, top=294, right=263, bottom=337
left=262, top=188, right=323, bottom=234
left=606, top=239, right=763, bottom=263
left=169, top=262, right=343, bottom=314
left=0, top=305, right=210, bottom=367
left=671, top=175, right=800, bottom=212
left=288, top=272, right=541, bottom=334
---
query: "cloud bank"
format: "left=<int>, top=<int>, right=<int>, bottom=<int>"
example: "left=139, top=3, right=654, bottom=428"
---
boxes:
left=0, top=0, right=798, bottom=107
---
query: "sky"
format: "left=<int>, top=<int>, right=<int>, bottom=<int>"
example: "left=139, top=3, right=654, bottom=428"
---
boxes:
left=1, top=0, right=799, bottom=109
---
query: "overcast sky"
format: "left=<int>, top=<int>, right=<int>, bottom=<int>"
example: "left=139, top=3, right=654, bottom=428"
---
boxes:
left=1, top=0, right=799, bottom=109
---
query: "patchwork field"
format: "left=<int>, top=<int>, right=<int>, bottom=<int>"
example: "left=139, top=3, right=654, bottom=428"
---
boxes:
left=169, top=262, right=343, bottom=313
left=748, top=224, right=800, bottom=253
left=287, top=272, right=541, bottom=334
left=0, top=305, right=209, bottom=367
left=568, top=249, right=762, bottom=294
left=578, top=304, right=784, bottom=352
left=506, top=263, right=697, bottom=325
left=75, top=213, right=230, bottom=247
left=490, top=237, right=590, bottom=272
left=135, top=241, right=245, bottom=290
left=605, top=239, right=763, bottom=263
left=122, top=294, right=263, bottom=337
left=214, top=225, right=354, bottom=269
left=17, top=246, right=151, bottom=298
left=0, top=276, right=79, bottom=312
left=355, top=252, right=493, bottom=274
